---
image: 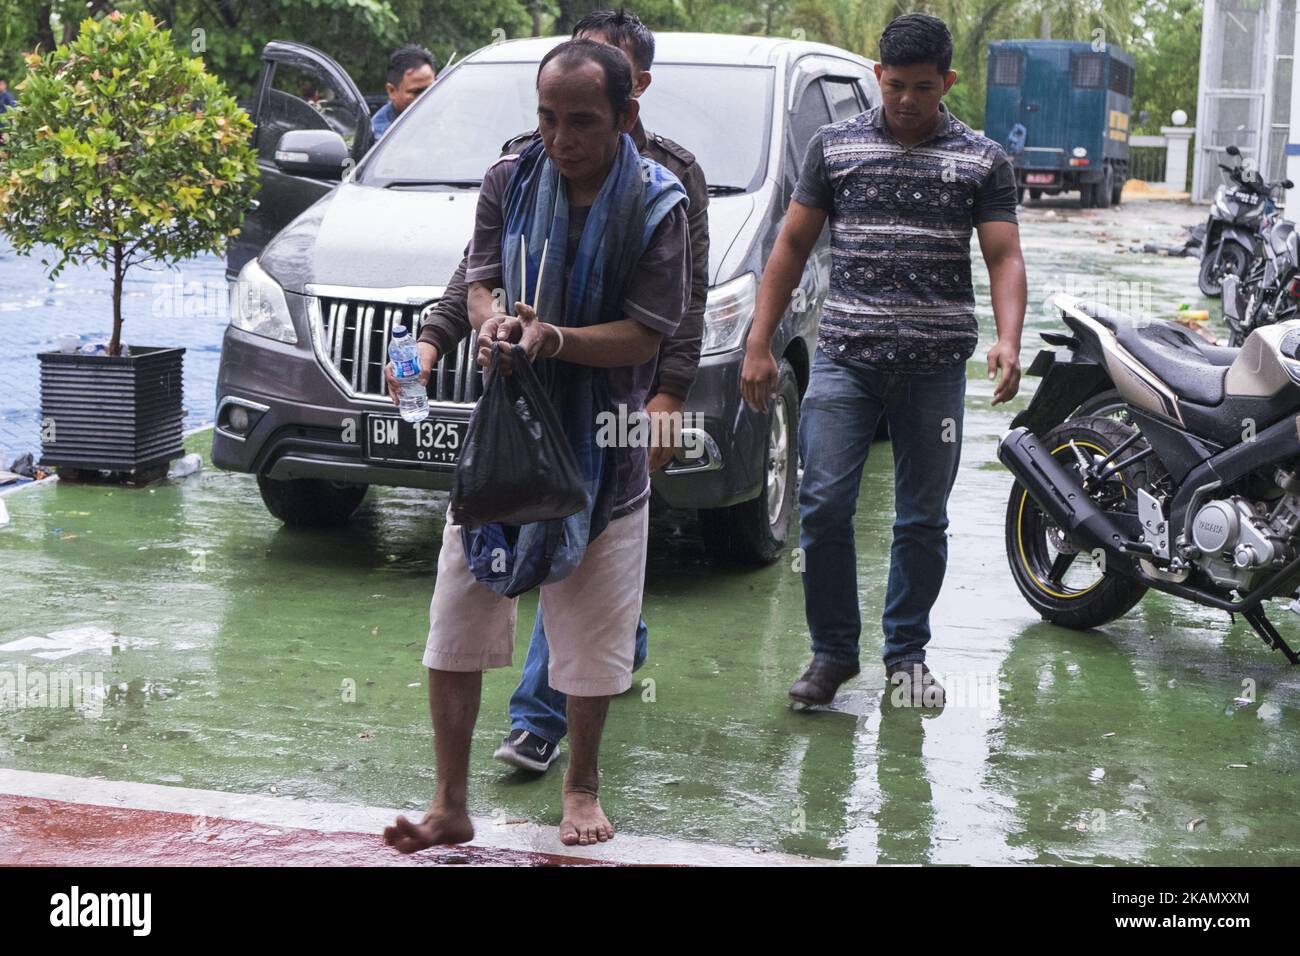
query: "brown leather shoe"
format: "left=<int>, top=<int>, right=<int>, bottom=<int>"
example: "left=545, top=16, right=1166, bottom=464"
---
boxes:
left=884, top=661, right=945, bottom=711
left=789, top=657, right=861, bottom=708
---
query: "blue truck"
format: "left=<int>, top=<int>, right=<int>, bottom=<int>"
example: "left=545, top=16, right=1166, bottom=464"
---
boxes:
left=983, top=39, right=1134, bottom=208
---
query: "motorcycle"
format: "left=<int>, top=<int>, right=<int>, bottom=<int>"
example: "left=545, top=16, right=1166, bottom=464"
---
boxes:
left=1222, top=213, right=1300, bottom=346
left=999, top=293, right=1300, bottom=662
left=1197, top=145, right=1289, bottom=298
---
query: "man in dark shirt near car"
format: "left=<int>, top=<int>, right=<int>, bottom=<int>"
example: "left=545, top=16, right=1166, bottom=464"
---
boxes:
left=370, top=44, right=437, bottom=140
left=741, top=13, right=1027, bottom=710
left=385, top=10, right=709, bottom=774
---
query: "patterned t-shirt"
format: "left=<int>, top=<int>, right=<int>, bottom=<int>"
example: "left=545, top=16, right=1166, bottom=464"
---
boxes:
left=793, top=103, right=1018, bottom=372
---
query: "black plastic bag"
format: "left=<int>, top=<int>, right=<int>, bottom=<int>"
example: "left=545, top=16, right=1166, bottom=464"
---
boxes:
left=450, top=343, right=587, bottom=526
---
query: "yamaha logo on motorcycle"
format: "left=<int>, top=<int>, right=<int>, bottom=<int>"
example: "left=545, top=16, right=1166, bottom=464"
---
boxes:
left=998, top=292, right=1300, bottom=663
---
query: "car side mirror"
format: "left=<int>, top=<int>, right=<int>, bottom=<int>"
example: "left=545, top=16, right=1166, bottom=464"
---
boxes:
left=274, top=129, right=350, bottom=180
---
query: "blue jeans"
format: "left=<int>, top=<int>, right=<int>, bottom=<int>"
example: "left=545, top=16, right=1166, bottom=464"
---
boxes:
left=798, top=348, right=966, bottom=669
left=509, top=613, right=648, bottom=746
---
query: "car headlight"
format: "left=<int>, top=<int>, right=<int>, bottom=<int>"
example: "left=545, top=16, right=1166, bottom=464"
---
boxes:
left=701, top=273, right=756, bottom=354
left=230, top=258, right=297, bottom=344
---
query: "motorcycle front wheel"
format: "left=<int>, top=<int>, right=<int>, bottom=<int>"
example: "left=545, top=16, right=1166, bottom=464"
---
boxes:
left=1004, top=416, right=1152, bottom=629
left=1198, top=242, right=1249, bottom=297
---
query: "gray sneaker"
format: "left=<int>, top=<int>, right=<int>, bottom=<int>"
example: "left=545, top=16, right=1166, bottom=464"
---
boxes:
left=493, top=729, right=560, bottom=773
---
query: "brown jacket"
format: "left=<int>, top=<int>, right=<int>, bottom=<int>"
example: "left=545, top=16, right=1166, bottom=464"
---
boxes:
left=418, top=118, right=709, bottom=402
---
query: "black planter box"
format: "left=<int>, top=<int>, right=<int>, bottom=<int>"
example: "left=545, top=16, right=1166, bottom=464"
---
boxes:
left=38, top=346, right=186, bottom=477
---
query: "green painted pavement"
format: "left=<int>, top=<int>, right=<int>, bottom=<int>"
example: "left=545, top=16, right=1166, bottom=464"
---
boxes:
left=1, top=200, right=1299, bottom=864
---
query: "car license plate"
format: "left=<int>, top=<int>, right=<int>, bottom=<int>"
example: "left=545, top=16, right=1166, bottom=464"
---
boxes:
left=364, top=414, right=467, bottom=466
left=1024, top=173, right=1055, bottom=185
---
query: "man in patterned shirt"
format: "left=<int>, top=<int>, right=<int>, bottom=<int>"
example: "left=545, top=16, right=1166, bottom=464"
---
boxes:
left=740, top=13, right=1027, bottom=710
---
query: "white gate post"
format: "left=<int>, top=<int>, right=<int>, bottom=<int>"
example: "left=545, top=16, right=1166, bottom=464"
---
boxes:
left=1161, top=126, right=1195, bottom=193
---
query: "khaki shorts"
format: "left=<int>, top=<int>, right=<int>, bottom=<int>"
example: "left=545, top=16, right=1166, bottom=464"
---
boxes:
left=422, top=504, right=649, bottom=697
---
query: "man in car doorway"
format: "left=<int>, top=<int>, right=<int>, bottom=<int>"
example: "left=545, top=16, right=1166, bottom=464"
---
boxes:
left=386, top=9, right=709, bottom=774
left=741, top=13, right=1027, bottom=711
left=371, top=44, right=437, bottom=140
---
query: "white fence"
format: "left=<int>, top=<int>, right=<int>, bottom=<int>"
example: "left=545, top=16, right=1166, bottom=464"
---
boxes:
left=1128, top=128, right=1195, bottom=193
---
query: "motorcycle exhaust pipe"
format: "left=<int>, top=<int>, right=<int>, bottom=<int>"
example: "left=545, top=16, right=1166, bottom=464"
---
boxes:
left=998, top=426, right=1137, bottom=572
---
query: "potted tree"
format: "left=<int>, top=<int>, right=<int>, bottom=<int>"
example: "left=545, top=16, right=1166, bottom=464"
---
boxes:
left=0, top=10, right=258, bottom=482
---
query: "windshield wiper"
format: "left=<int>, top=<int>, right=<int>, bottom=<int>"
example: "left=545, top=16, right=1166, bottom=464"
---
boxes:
left=707, top=184, right=747, bottom=195
left=381, top=178, right=482, bottom=189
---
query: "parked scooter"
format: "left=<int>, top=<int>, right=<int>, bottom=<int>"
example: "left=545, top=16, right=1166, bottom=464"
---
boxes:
left=1197, top=145, right=1288, bottom=298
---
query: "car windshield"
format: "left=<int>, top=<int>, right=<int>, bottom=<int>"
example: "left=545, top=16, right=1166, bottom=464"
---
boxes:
left=360, top=61, right=773, bottom=192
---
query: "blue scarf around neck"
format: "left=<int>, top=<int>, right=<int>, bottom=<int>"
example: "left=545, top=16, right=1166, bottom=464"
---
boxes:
left=461, top=132, right=687, bottom=596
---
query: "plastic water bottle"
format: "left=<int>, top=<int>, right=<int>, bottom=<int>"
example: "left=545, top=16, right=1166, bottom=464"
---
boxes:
left=388, top=325, right=428, bottom=423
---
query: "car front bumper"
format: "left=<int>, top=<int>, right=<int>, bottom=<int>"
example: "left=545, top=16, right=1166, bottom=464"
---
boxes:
left=213, top=325, right=769, bottom=506
left=211, top=324, right=466, bottom=490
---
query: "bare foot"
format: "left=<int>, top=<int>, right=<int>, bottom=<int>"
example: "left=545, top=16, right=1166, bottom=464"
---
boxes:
left=383, top=806, right=473, bottom=854
left=560, top=788, right=614, bottom=846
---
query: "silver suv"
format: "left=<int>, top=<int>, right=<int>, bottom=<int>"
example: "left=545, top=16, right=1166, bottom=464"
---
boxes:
left=214, top=33, right=879, bottom=563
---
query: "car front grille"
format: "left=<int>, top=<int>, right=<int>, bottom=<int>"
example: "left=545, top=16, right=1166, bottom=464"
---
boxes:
left=313, top=296, right=483, bottom=405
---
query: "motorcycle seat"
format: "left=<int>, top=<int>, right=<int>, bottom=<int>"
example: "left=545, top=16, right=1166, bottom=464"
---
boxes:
left=1075, top=300, right=1233, bottom=406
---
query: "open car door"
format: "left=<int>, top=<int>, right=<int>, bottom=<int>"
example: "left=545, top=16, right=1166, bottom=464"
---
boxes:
left=226, top=41, right=374, bottom=278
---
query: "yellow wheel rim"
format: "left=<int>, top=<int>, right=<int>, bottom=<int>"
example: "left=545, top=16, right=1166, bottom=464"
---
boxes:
left=1014, top=439, right=1130, bottom=601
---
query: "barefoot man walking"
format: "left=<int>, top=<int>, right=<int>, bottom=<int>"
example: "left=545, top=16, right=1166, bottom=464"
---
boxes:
left=384, top=38, right=690, bottom=850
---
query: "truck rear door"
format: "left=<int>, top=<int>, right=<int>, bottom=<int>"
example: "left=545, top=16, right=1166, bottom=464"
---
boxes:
left=1019, top=46, right=1071, bottom=174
